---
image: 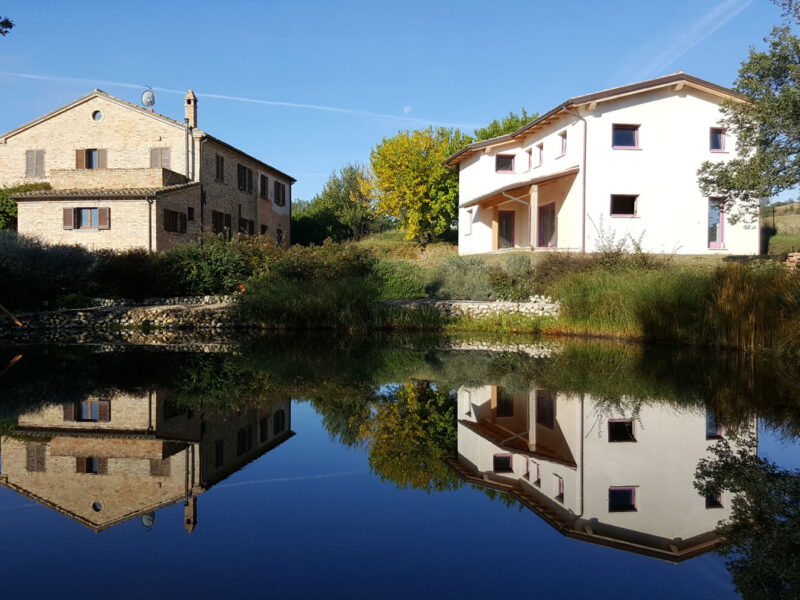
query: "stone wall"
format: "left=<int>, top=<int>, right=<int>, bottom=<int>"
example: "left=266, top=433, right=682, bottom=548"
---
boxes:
left=386, top=296, right=561, bottom=318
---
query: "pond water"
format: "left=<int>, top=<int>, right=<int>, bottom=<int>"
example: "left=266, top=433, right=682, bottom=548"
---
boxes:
left=0, top=335, right=797, bottom=599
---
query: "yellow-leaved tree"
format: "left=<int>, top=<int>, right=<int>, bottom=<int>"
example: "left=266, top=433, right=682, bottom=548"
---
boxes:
left=366, top=127, right=472, bottom=243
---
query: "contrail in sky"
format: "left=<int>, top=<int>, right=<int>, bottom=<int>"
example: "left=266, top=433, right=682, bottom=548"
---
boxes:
left=635, top=0, right=754, bottom=79
left=217, top=470, right=363, bottom=488
left=0, top=71, right=476, bottom=129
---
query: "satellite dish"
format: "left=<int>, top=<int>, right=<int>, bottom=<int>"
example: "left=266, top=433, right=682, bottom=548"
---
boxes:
left=141, top=512, right=156, bottom=528
left=141, top=87, right=156, bottom=109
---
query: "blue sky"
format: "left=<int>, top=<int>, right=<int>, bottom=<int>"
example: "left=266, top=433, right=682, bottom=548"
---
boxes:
left=0, top=0, right=786, bottom=200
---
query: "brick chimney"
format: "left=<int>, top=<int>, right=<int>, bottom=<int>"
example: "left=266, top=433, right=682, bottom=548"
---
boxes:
left=184, top=90, right=197, bottom=128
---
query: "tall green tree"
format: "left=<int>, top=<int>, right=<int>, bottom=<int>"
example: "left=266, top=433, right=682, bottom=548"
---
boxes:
left=368, top=127, right=472, bottom=243
left=291, top=163, right=376, bottom=245
left=473, top=108, right=536, bottom=141
left=697, top=8, right=800, bottom=222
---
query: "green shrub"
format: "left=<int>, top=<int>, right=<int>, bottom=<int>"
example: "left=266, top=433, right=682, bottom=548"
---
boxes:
left=533, top=252, right=599, bottom=293
left=366, top=260, right=426, bottom=299
left=0, top=232, right=95, bottom=309
left=263, top=241, right=376, bottom=281
left=92, top=249, right=180, bottom=299
left=0, top=182, right=51, bottom=230
left=489, top=253, right=537, bottom=300
left=427, top=255, right=493, bottom=300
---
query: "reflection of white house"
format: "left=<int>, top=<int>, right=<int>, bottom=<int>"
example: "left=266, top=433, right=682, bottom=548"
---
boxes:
left=447, top=385, right=753, bottom=561
left=446, top=73, right=760, bottom=256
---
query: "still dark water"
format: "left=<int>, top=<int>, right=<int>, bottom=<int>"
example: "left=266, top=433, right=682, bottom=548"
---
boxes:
left=0, top=335, right=798, bottom=599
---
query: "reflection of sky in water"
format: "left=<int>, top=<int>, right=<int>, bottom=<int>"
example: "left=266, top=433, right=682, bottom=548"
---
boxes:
left=758, top=422, right=800, bottom=470
left=0, top=400, right=748, bottom=599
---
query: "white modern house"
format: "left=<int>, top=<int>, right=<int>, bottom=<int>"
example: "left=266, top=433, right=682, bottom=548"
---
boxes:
left=446, top=73, right=760, bottom=255
left=447, top=384, right=755, bottom=561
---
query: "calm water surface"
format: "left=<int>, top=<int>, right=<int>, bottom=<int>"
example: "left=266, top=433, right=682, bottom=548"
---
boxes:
left=0, top=336, right=797, bottom=599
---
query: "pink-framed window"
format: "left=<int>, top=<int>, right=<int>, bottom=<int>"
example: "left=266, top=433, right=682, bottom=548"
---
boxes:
left=612, top=124, right=639, bottom=148
left=558, top=131, right=567, bottom=156
left=526, top=148, right=533, bottom=170
left=495, top=154, right=515, bottom=173
left=536, top=143, right=543, bottom=166
left=532, top=461, right=541, bottom=487
left=708, top=197, right=725, bottom=249
left=710, top=128, right=726, bottom=152
left=608, top=487, right=637, bottom=512
left=493, top=454, right=514, bottom=473
left=554, top=474, right=564, bottom=502
left=465, top=208, right=473, bottom=236
left=610, top=194, right=638, bottom=217
left=608, top=419, right=636, bottom=442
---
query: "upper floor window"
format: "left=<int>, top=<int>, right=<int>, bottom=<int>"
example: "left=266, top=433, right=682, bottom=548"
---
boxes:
left=215, top=154, right=225, bottom=181
left=274, top=181, right=287, bottom=206
left=609, top=487, right=637, bottom=512
left=610, top=194, right=638, bottom=217
left=608, top=419, right=636, bottom=442
left=214, top=440, right=224, bottom=468
left=536, top=143, right=543, bottom=166
left=76, top=148, right=107, bottom=169
left=554, top=474, right=564, bottom=503
left=25, top=149, right=45, bottom=177
left=495, top=154, right=514, bottom=172
left=493, top=454, right=513, bottom=473
left=237, top=164, right=253, bottom=192
left=273, top=409, right=286, bottom=435
left=559, top=131, right=567, bottom=156
left=260, top=174, right=268, bottom=199
left=150, top=147, right=171, bottom=169
left=612, top=124, right=639, bottom=149
left=710, top=128, right=726, bottom=152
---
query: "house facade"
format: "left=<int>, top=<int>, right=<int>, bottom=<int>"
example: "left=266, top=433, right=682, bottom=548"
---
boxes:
left=448, top=384, right=755, bottom=561
left=446, top=73, right=760, bottom=256
left=0, top=89, right=294, bottom=251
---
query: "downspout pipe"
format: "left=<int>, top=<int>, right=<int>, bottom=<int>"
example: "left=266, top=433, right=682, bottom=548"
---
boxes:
left=184, top=118, right=190, bottom=180
left=563, top=108, right=587, bottom=252
left=147, top=197, right=154, bottom=252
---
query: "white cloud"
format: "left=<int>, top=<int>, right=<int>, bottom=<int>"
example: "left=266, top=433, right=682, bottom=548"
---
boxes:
left=403, top=105, right=412, bottom=114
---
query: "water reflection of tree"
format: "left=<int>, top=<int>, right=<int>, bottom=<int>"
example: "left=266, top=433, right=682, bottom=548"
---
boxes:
left=695, top=436, right=800, bottom=600
left=356, top=381, right=460, bottom=493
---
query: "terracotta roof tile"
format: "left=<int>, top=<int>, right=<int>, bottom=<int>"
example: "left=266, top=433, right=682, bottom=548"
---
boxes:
left=13, top=182, right=200, bottom=199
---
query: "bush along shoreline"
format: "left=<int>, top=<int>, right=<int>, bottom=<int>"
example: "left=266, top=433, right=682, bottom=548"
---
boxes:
left=1, top=231, right=799, bottom=354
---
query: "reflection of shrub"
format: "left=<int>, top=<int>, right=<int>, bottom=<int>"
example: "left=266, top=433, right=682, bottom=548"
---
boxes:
left=366, top=260, right=426, bottom=300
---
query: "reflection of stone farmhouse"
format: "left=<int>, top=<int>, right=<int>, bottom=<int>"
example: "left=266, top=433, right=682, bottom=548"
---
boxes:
left=0, top=390, right=293, bottom=532
left=446, top=385, right=751, bottom=562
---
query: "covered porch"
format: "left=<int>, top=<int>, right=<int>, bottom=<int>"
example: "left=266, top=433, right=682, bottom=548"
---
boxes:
left=460, top=166, right=580, bottom=254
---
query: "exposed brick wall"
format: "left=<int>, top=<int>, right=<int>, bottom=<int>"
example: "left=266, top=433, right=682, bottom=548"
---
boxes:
left=50, top=167, right=187, bottom=189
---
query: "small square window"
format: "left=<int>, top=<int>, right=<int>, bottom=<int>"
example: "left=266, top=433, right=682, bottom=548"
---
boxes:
left=493, top=454, right=513, bottom=473
left=610, top=194, right=637, bottom=216
left=495, top=155, right=515, bottom=172
left=608, top=419, right=636, bottom=442
left=710, top=128, right=726, bottom=152
left=609, top=487, right=637, bottom=512
left=612, top=124, right=639, bottom=148
left=705, top=494, right=723, bottom=509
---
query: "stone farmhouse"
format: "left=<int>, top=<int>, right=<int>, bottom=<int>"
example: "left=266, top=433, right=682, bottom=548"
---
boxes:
left=447, top=384, right=756, bottom=562
left=0, top=89, right=294, bottom=251
left=447, top=72, right=760, bottom=256
left=0, top=389, right=293, bottom=532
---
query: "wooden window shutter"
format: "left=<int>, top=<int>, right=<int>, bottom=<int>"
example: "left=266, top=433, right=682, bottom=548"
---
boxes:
left=150, top=148, right=160, bottom=168
left=274, top=181, right=279, bottom=203
left=180, top=212, right=187, bottom=233
left=62, top=208, right=74, bottom=230
left=161, top=147, right=170, bottom=169
left=98, top=400, right=111, bottom=422
left=76, top=457, right=87, bottom=473
left=63, top=401, right=75, bottom=420
left=97, top=458, right=108, bottom=475
left=25, top=150, right=35, bottom=176
left=36, top=150, right=45, bottom=177
left=98, top=207, right=111, bottom=230
left=75, top=149, right=86, bottom=169
left=98, top=149, right=108, bottom=169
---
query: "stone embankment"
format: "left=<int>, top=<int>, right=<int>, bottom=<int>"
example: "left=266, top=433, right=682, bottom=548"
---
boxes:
left=2, top=294, right=561, bottom=337
left=386, top=296, right=561, bottom=318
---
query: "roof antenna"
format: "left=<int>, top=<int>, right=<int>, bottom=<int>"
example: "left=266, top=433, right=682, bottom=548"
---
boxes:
left=141, top=86, right=156, bottom=112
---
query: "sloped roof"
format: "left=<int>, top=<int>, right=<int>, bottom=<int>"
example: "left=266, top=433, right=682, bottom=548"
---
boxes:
left=445, top=72, right=741, bottom=167
left=13, top=182, right=200, bottom=200
left=0, top=90, right=296, bottom=183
